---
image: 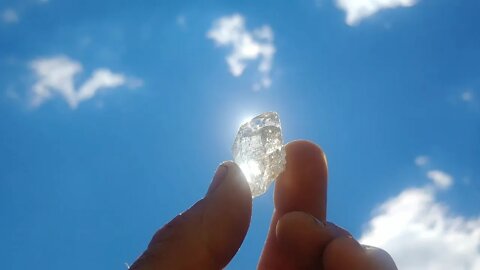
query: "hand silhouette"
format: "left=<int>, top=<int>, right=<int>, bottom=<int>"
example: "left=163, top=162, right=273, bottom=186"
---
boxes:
left=130, top=140, right=397, bottom=270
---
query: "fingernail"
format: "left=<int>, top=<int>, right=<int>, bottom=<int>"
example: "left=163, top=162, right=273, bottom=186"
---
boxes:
left=207, top=164, right=228, bottom=195
left=311, top=215, right=326, bottom=227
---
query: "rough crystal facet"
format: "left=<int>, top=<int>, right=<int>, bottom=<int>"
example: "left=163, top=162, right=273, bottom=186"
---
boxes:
left=232, top=112, right=286, bottom=198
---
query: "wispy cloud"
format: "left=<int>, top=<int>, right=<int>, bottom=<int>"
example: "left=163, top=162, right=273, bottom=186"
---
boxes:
left=360, top=170, right=480, bottom=269
left=461, top=90, right=475, bottom=103
left=30, top=56, right=141, bottom=108
left=1, top=8, right=19, bottom=24
left=427, top=170, right=453, bottom=189
left=207, top=14, right=275, bottom=91
left=414, top=155, right=429, bottom=167
left=335, top=0, right=417, bottom=26
left=176, top=15, right=187, bottom=28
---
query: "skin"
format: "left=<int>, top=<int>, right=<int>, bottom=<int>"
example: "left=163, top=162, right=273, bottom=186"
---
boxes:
left=130, top=140, right=398, bottom=270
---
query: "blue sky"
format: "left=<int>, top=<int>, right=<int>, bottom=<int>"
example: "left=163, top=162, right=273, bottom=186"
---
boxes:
left=1, top=0, right=479, bottom=269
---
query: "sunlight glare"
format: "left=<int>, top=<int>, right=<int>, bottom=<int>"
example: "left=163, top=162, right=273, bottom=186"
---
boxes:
left=239, top=160, right=261, bottom=183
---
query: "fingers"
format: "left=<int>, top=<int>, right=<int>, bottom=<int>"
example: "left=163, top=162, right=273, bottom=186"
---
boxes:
left=259, top=140, right=328, bottom=269
left=323, top=237, right=398, bottom=270
left=275, top=212, right=349, bottom=269
left=130, top=162, right=252, bottom=270
left=276, top=213, right=397, bottom=270
left=275, top=140, right=328, bottom=220
left=257, top=140, right=397, bottom=269
left=362, top=245, right=398, bottom=270
left=276, top=212, right=397, bottom=270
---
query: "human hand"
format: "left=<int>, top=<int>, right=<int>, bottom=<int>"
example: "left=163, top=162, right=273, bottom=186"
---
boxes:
left=130, top=140, right=398, bottom=269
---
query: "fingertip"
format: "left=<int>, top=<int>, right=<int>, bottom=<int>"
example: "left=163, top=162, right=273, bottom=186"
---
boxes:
left=363, top=245, right=398, bottom=270
left=219, top=161, right=251, bottom=198
left=285, top=140, right=327, bottom=164
left=275, top=140, right=328, bottom=221
left=286, top=139, right=325, bottom=151
left=323, top=238, right=398, bottom=270
left=274, top=211, right=334, bottom=269
left=276, top=211, right=321, bottom=241
left=275, top=211, right=327, bottom=248
left=202, top=161, right=252, bottom=267
left=275, top=214, right=351, bottom=254
left=276, top=210, right=322, bottom=228
left=323, top=236, right=362, bottom=269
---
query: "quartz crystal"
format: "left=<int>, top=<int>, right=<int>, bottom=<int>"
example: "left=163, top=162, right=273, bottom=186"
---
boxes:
left=232, top=112, right=286, bottom=198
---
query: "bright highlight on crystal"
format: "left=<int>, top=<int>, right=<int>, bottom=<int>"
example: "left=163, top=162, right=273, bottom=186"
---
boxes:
left=232, top=112, right=286, bottom=198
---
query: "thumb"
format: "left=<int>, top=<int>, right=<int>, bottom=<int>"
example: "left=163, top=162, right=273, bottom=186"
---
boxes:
left=130, top=161, right=252, bottom=270
left=323, top=238, right=398, bottom=270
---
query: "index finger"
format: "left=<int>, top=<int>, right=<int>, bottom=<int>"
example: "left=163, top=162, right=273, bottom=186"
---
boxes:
left=259, top=140, right=328, bottom=269
left=130, top=162, right=252, bottom=270
left=275, top=140, right=328, bottom=220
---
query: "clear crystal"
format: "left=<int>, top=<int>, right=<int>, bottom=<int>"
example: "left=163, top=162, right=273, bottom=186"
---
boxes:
left=232, top=112, right=286, bottom=198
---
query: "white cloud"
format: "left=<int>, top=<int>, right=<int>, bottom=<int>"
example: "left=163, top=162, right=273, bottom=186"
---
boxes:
left=336, top=0, right=417, bottom=26
left=1, top=8, right=19, bottom=24
left=126, top=77, right=144, bottom=89
left=461, top=90, right=474, bottom=102
left=414, top=155, right=429, bottom=167
left=176, top=15, right=187, bottom=28
left=360, top=175, right=480, bottom=269
left=427, top=170, right=453, bottom=189
left=76, top=69, right=125, bottom=102
left=30, top=56, right=140, bottom=108
left=207, top=14, right=275, bottom=91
